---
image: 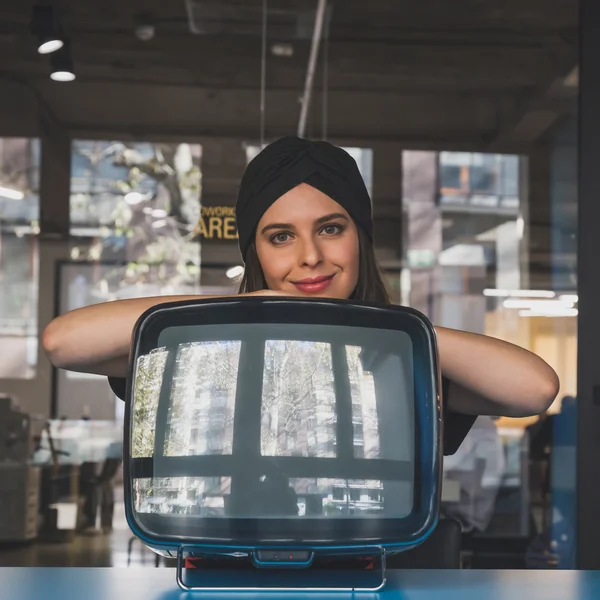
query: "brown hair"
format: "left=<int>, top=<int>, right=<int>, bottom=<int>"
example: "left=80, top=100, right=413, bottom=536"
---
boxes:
left=237, top=226, right=391, bottom=305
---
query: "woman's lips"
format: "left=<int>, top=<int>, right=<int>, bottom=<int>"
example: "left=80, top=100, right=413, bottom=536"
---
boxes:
left=292, top=274, right=335, bottom=294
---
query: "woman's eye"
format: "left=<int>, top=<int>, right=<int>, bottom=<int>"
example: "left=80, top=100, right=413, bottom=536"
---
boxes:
left=271, top=232, right=290, bottom=244
left=321, top=224, right=343, bottom=235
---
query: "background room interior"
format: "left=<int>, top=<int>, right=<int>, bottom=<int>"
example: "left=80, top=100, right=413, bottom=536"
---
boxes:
left=0, top=0, right=586, bottom=573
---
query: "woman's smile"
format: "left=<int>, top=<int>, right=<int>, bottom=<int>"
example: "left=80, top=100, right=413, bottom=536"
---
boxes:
left=290, top=274, right=336, bottom=294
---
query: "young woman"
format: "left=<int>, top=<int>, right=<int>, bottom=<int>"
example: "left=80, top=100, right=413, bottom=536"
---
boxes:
left=43, top=136, right=559, bottom=455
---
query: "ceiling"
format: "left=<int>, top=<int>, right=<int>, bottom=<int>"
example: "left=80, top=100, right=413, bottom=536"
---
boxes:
left=0, top=1, right=580, bottom=289
left=0, top=0, right=578, bottom=146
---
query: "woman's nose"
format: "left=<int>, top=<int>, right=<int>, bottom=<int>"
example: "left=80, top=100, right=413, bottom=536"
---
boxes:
left=298, top=237, right=323, bottom=267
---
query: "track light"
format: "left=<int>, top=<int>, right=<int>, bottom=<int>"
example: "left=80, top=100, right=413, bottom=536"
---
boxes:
left=50, top=41, right=75, bottom=82
left=134, top=13, right=156, bottom=42
left=31, top=5, right=64, bottom=55
left=39, top=37, right=64, bottom=55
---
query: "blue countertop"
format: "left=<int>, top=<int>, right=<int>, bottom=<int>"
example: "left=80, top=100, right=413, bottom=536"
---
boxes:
left=1, top=568, right=599, bottom=600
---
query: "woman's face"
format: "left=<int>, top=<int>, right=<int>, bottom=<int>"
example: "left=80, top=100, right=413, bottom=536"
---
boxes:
left=255, top=183, right=360, bottom=299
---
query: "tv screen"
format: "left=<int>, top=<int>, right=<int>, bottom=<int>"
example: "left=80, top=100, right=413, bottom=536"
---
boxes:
left=125, top=299, right=440, bottom=549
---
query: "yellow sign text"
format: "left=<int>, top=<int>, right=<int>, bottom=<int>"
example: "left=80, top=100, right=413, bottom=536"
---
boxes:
left=195, top=206, right=238, bottom=240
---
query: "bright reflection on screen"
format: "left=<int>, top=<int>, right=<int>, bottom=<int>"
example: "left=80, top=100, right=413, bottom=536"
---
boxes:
left=134, top=476, right=393, bottom=517
left=261, top=340, right=336, bottom=458
left=131, top=323, right=416, bottom=519
left=164, top=341, right=240, bottom=457
left=131, top=349, right=167, bottom=458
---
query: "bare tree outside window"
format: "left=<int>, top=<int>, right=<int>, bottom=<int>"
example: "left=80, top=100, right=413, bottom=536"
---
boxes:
left=70, top=140, right=202, bottom=302
left=0, top=138, right=40, bottom=379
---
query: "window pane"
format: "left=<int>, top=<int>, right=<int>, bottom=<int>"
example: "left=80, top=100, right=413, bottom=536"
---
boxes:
left=69, top=140, right=202, bottom=294
left=440, top=164, right=462, bottom=191
left=0, top=138, right=40, bottom=379
left=403, top=131, right=577, bottom=566
left=440, top=152, right=518, bottom=210
left=469, top=164, right=496, bottom=195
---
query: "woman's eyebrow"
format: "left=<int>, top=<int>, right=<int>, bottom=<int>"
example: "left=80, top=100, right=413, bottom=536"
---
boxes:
left=260, top=213, right=348, bottom=235
left=260, top=222, right=293, bottom=234
left=315, top=212, right=349, bottom=225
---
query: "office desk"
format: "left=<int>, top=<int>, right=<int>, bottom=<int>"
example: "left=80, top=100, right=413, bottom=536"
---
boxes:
left=1, top=567, right=599, bottom=600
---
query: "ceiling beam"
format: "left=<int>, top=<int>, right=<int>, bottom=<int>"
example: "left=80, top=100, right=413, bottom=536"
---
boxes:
left=487, top=58, right=578, bottom=149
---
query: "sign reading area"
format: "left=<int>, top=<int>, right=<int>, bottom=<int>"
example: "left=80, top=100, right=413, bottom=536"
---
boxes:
left=194, top=206, right=238, bottom=240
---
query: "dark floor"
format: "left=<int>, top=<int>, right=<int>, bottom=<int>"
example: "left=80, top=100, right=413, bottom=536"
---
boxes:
left=0, top=502, right=165, bottom=568
left=0, top=496, right=543, bottom=570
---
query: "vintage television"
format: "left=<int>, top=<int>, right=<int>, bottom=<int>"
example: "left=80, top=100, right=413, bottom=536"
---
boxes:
left=123, top=297, right=443, bottom=590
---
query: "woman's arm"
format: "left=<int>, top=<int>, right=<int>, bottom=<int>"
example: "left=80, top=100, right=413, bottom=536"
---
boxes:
left=435, top=326, right=560, bottom=418
left=42, top=290, right=289, bottom=377
left=42, top=295, right=203, bottom=377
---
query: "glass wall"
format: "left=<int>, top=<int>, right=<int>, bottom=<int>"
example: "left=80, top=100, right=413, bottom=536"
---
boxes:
left=7, top=0, right=579, bottom=571
left=0, top=138, right=40, bottom=379
left=402, top=138, right=577, bottom=568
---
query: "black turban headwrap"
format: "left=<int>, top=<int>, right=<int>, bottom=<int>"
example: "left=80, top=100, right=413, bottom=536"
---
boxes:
left=235, top=136, right=373, bottom=259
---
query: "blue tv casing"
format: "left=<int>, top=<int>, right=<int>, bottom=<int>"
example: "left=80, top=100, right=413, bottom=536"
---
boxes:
left=122, top=297, right=443, bottom=561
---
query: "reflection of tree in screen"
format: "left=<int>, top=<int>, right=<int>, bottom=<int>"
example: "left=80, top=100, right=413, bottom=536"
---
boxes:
left=134, top=476, right=232, bottom=516
left=164, top=341, right=240, bottom=457
left=132, top=349, right=168, bottom=458
left=131, top=339, right=385, bottom=513
left=261, top=341, right=336, bottom=458
left=346, top=346, right=381, bottom=459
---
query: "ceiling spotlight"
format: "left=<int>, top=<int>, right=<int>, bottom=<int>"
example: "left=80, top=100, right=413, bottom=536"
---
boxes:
left=31, top=5, right=64, bottom=55
left=134, top=13, right=155, bottom=42
left=50, top=40, right=75, bottom=82
left=271, top=43, right=294, bottom=57
left=50, top=70, right=75, bottom=82
left=134, top=24, right=155, bottom=42
left=39, top=38, right=64, bottom=55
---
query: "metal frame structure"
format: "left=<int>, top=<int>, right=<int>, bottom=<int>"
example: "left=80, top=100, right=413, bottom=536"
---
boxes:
left=577, top=0, right=600, bottom=570
left=175, top=545, right=387, bottom=592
